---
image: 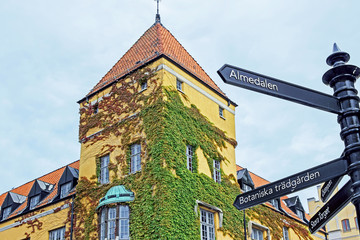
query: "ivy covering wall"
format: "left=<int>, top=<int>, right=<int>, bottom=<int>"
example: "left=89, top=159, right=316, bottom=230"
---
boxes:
left=74, top=67, right=314, bottom=240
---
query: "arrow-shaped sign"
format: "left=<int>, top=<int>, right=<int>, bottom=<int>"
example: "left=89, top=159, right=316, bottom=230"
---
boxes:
left=309, top=180, right=353, bottom=234
left=320, top=176, right=343, bottom=203
left=217, top=64, right=341, bottom=114
left=233, top=158, right=347, bottom=211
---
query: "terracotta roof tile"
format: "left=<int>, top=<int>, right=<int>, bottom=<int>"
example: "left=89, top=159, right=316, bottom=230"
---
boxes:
left=86, top=22, right=225, bottom=98
left=0, top=160, right=79, bottom=220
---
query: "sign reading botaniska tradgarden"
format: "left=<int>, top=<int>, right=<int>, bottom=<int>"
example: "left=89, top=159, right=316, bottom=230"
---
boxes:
left=233, top=158, right=347, bottom=210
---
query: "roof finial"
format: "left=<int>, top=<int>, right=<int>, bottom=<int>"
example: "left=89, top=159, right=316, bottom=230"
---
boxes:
left=155, top=0, right=161, bottom=23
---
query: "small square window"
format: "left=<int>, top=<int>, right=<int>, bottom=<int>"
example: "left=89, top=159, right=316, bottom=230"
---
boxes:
left=140, top=81, right=147, bottom=91
left=219, top=106, right=224, bottom=118
left=342, top=219, right=351, bottom=232
left=93, top=104, right=99, bottom=114
left=176, top=79, right=183, bottom=91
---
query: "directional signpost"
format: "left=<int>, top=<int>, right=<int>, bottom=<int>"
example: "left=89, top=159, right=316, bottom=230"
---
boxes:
left=320, top=176, right=343, bottom=203
left=219, top=43, right=360, bottom=234
left=217, top=64, right=341, bottom=114
left=309, top=180, right=353, bottom=234
left=233, top=158, right=347, bottom=211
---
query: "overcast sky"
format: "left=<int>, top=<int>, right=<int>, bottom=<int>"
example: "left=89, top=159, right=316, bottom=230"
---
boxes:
left=1, top=0, right=359, bottom=212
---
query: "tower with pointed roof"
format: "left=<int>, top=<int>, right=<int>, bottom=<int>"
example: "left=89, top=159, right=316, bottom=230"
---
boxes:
left=0, top=10, right=326, bottom=240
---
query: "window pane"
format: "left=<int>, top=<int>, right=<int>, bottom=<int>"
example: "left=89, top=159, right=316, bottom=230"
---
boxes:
left=200, top=209, right=215, bottom=240
left=30, top=194, right=40, bottom=210
left=108, top=208, right=116, bottom=240
left=131, top=144, right=141, bottom=173
left=2, top=206, right=11, bottom=220
left=119, top=206, right=130, bottom=240
left=187, top=145, right=193, bottom=172
left=49, top=227, right=65, bottom=240
left=60, top=182, right=72, bottom=198
left=100, top=155, right=110, bottom=184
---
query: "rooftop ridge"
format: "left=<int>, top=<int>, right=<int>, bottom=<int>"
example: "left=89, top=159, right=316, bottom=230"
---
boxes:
left=83, top=22, right=226, bottom=102
left=0, top=160, right=80, bottom=197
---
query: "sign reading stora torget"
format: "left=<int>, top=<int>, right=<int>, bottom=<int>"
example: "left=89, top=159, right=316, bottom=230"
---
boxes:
left=217, top=64, right=341, bottom=114
left=309, top=180, right=353, bottom=234
left=233, top=158, right=348, bottom=211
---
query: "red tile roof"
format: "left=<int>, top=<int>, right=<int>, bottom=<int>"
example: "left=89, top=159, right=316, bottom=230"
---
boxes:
left=0, top=161, right=79, bottom=221
left=86, top=22, right=225, bottom=99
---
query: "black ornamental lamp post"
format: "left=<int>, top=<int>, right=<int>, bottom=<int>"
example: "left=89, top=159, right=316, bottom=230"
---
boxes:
left=323, top=43, right=360, bottom=230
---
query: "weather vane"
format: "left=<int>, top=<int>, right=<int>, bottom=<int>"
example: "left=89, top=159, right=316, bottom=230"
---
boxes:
left=155, top=0, right=161, bottom=23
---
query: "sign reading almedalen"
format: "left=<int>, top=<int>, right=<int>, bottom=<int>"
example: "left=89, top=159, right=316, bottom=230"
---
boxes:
left=229, top=70, right=279, bottom=92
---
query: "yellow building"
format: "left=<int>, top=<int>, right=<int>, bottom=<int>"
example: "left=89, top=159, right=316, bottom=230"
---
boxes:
left=0, top=14, right=325, bottom=240
left=308, top=184, right=359, bottom=240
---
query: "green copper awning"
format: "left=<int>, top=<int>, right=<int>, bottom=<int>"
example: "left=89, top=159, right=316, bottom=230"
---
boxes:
left=97, top=185, right=134, bottom=209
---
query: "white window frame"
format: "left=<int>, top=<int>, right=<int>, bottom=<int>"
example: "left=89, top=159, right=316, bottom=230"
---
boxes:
left=213, top=160, right=221, bottom=183
left=49, top=226, right=65, bottom=240
left=176, top=78, right=183, bottom=92
left=130, top=143, right=141, bottom=173
left=119, top=205, right=130, bottom=240
left=283, top=226, right=289, bottom=240
left=60, top=182, right=72, bottom=198
left=186, top=145, right=193, bottom=172
left=219, top=106, right=225, bottom=119
left=2, top=206, right=11, bottom=221
left=108, top=207, right=117, bottom=240
left=99, top=206, right=130, bottom=240
left=200, top=209, right=215, bottom=240
left=29, top=194, right=40, bottom=210
left=100, top=154, right=110, bottom=184
left=248, top=221, right=270, bottom=240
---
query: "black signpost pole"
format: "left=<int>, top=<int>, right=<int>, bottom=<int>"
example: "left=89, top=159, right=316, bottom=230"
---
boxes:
left=322, top=44, right=360, bottom=234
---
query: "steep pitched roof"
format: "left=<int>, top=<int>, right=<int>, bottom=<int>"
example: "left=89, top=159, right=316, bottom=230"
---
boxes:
left=84, top=22, right=226, bottom=101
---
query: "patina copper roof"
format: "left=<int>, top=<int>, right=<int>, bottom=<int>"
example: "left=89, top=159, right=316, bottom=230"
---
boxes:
left=85, top=22, right=225, bottom=99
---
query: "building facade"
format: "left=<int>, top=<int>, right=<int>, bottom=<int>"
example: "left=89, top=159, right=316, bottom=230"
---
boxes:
left=0, top=16, right=325, bottom=240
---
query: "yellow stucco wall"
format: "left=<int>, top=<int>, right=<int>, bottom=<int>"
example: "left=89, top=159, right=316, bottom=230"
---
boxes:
left=0, top=200, right=72, bottom=240
left=79, top=58, right=237, bottom=183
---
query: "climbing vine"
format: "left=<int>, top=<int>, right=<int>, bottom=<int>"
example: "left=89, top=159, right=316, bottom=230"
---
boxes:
left=73, top=67, right=314, bottom=240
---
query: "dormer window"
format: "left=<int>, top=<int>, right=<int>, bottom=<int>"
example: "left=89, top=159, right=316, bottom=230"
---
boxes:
left=296, top=209, right=303, bottom=220
left=60, top=182, right=72, bottom=198
left=269, top=199, right=279, bottom=210
left=242, top=183, right=252, bottom=193
left=29, top=194, right=40, bottom=210
left=2, top=206, right=11, bottom=221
